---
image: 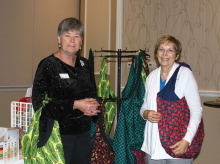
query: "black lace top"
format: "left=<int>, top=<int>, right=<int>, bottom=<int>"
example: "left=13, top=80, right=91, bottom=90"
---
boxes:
left=32, top=54, right=97, bottom=147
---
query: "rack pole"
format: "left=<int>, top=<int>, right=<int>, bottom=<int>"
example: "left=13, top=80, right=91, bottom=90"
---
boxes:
left=117, top=49, right=122, bottom=118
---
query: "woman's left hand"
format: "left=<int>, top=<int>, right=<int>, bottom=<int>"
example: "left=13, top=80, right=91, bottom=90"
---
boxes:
left=170, top=139, right=190, bottom=155
left=74, top=98, right=100, bottom=116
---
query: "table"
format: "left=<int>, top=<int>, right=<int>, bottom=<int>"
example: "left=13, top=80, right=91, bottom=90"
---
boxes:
left=203, top=101, right=220, bottom=108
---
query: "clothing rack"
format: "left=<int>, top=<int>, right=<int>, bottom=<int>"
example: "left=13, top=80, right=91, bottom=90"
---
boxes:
left=92, top=49, right=150, bottom=116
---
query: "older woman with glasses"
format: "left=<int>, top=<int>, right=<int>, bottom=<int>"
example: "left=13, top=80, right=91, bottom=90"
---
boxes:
left=140, top=35, right=204, bottom=164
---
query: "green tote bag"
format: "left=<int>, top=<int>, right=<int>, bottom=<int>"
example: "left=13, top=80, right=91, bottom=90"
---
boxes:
left=113, top=51, right=147, bottom=164
left=21, top=95, right=65, bottom=164
left=97, top=56, right=117, bottom=136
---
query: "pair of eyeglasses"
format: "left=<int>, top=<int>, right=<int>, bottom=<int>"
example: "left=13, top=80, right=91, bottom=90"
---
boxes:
left=158, top=48, right=176, bottom=54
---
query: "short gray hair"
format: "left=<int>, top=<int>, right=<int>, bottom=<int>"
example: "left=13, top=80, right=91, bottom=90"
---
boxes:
left=58, top=17, right=83, bottom=38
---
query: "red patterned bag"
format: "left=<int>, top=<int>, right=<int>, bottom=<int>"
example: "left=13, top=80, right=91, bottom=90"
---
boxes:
left=91, top=105, right=115, bottom=164
left=157, top=66, right=204, bottom=158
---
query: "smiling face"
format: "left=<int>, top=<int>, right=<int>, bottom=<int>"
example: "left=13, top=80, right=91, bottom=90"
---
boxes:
left=156, top=41, right=179, bottom=69
left=58, top=30, right=82, bottom=55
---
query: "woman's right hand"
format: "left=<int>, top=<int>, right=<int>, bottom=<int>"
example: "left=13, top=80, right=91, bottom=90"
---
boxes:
left=143, top=110, right=162, bottom=123
left=74, top=98, right=100, bottom=116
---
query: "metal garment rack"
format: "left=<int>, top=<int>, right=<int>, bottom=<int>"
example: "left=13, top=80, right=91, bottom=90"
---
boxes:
left=92, top=49, right=150, bottom=115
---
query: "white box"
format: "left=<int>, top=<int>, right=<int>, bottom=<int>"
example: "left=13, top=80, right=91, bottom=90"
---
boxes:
left=0, top=128, right=19, bottom=163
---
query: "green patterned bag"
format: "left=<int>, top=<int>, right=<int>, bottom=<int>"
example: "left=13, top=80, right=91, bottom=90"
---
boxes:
left=21, top=96, right=65, bottom=164
left=113, top=51, right=147, bottom=163
left=97, top=56, right=117, bottom=135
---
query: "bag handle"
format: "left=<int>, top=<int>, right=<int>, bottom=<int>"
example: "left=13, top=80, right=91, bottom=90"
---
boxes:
left=123, top=51, right=144, bottom=100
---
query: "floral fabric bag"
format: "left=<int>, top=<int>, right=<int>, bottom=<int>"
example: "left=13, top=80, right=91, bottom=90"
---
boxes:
left=157, top=65, right=204, bottom=158
left=91, top=104, right=115, bottom=164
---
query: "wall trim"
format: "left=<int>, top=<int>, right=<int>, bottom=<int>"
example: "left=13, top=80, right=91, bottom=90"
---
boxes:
left=115, top=0, right=124, bottom=96
left=83, top=0, right=88, bottom=58
left=199, top=90, right=220, bottom=97
left=108, top=0, right=111, bottom=75
left=0, top=86, right=29, bottom=92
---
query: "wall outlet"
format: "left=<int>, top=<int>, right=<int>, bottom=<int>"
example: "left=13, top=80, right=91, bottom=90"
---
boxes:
left=127, top=62, right=132, bottom=69
left=148, top=62, right=157, bottom=72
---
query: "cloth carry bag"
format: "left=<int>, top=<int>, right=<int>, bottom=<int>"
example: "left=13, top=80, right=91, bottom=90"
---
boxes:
left=97, top=56, right=117, bottom=135
left=113, top=51, right=147, bottom=164
left=22, top=95, right=65, bottom=164
left=157, top=65, right=204, bottom=158
left=91, top=103, right=115, bottom=163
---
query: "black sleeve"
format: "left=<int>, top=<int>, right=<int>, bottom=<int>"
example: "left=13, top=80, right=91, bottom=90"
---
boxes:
left=78, top=56, right=98, bottom=99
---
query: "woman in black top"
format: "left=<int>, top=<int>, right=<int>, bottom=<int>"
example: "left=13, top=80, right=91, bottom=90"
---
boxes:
left=32, top=17, right=100, bottom=164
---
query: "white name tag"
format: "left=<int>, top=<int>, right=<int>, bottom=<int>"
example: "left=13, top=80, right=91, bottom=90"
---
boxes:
left=59, top=73, right=70, bottom=79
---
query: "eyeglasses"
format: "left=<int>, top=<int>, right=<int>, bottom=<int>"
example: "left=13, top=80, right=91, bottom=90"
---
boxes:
left=158, top=48, right=176, bottom=54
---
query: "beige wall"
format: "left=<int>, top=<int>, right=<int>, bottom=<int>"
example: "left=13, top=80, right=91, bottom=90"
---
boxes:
left=122, top=0, right=220, bottom=92
left=80, top=0, right=117, bottom=92
left=0, top=92, right=26, bottom=128
left=0, top=0, right=79, bottom=127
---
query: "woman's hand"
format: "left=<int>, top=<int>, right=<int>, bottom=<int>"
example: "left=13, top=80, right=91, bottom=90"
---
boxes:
left=143, top=110, right=161, bottom=123
left=170, top=139, right=190, bottom=155
left=74, top=98, right=100, bottom=116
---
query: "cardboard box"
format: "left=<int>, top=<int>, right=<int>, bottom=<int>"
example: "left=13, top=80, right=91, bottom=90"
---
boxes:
left=0, top=127, right=19, bottom=163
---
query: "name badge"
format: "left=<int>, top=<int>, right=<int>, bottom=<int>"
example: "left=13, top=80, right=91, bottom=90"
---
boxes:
left=59, top=73, right=70, bottom=79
